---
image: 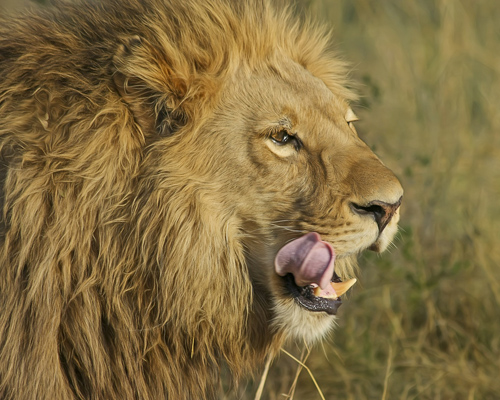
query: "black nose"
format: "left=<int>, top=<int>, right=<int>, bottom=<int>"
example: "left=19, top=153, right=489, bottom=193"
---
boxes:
left=351, top=197, right=402, bottom=233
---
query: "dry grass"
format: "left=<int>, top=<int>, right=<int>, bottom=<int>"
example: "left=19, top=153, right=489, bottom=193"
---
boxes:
left=236, top=0, right=500, bottom=399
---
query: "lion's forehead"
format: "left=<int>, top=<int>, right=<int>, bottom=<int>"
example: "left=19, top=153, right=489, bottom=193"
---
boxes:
left=223, top=63, right=351, bottom=143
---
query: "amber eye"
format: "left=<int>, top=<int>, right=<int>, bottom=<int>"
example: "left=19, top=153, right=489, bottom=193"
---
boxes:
left=270, top=130, right=291, bottom=145
left=269, top=130, right=302, bottom=151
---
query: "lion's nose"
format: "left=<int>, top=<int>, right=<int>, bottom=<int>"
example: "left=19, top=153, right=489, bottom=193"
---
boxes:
left=351, top=197, right=402, bottom=233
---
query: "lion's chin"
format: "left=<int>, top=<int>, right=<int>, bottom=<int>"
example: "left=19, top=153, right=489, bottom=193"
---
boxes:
left=271, top=297, right=337, bottom=344
left=270, top=254, right=358, bottom=344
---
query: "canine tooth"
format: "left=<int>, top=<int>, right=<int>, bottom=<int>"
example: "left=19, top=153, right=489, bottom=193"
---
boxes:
left=331, top=278, right=357, bottom=297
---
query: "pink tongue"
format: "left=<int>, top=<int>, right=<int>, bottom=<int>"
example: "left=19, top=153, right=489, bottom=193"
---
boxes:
left=274, top=232, right=335, bottom=290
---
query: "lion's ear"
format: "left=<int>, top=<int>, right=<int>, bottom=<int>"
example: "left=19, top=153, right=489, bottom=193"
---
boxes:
left=113, top=36, right=187, bottom=136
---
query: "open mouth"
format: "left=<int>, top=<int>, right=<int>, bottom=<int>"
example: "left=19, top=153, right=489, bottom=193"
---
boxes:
left=282, top=272, right=356, bottom=315
left=275, top=232, right=357, bottom=316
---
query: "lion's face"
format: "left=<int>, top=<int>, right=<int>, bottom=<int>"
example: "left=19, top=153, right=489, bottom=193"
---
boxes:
left=191, top=55, right=403, bottom=343
left=112, top=29, right=403, bottom=348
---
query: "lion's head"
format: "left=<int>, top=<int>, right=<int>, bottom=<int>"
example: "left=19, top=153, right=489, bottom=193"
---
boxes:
left=0, top=0, right=402, bottom=398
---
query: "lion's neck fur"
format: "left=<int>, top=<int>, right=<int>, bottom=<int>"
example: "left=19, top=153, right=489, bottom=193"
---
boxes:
left=0, top=119, right=279, bottom=399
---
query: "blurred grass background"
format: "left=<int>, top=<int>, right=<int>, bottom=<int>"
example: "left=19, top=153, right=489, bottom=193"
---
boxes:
left=1, top=0, right=499, bottom=399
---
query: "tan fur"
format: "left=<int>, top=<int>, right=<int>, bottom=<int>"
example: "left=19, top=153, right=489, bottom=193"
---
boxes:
left=0, top=0, right=402, bottom=398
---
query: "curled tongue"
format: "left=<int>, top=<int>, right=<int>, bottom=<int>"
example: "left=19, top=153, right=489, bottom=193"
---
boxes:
left=275, top=232, right=335, bottom=290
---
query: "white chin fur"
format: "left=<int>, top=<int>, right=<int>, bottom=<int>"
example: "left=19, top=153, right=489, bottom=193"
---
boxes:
left=271, top=298, right=336, bottom=344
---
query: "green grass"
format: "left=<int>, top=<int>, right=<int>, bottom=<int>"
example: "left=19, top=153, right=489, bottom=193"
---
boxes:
left=239, top=1, right=500, bottom=399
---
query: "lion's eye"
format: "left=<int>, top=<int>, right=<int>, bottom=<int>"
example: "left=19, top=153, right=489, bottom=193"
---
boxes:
left=270, top=130, right=301, bottom=151
left=270, top=130, right=291, bottom=145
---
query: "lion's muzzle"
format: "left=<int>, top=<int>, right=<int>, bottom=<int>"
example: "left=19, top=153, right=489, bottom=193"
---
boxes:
left=351, top=196, right=403, bottom=234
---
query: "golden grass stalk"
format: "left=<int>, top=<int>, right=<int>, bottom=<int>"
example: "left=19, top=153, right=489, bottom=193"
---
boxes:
left=254, top=353, right=273, bottom=400
left=281, top=348, right=326, bottom=400
left=381, top=345, right=393, bottom=400
left=286, top=346, right=309, bottom=399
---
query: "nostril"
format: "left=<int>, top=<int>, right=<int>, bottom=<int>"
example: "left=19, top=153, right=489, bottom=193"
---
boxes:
left=351, top=198, right=402, bottom=233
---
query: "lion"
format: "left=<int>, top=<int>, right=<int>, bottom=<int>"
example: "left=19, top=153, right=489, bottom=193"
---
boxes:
left=0, top=0, right=403, bottom=398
